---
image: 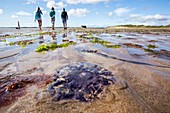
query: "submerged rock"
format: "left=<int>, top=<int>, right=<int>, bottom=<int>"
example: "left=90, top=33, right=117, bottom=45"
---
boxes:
left=122, top=43, right=143, bottom=48
left=48, top=62, right=116, bottom=102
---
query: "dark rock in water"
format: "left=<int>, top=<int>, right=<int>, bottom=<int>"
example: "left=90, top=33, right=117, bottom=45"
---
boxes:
left=82, top=49, right=97, bottom=53
left=81, top=25, right=87, bottom=28
left=122, top=43, right=143, bottom=48
left=48, top=62, right=115, bottom=102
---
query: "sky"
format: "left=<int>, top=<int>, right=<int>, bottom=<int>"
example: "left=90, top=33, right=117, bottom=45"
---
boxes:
left=0, top=0, right=170, bottom=27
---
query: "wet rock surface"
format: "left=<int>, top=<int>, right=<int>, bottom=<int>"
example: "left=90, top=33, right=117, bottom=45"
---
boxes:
left=122, top=43, right=143, bottom=48
left=0, top=74, right=52, bottom=107
left=48, top=62, right=115, bottom=102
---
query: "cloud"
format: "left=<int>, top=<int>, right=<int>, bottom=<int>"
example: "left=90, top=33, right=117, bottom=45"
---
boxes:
left=126, top=14, right=170, bottom=25
left=56, top=2, right=67, bottom=8
left=40, top=7, right=47, bottom=14
left=47, top=0, right=67, bottom=9
left=16, top=11, right=32, bottom=16
left=108, top=12, right=113, bottom=17
left=26, top=0, right=37, bottom=4
left=114, top=7, right=131, bottom=16
left=0, top=9, right=3, bottom=14
left=47, top=1, right=55, bottom=8
left=68, top=8, right=89, bottom=17
left=11, top=15, right=19, bottom=18
left=128, top=14, right=170, bottom=22
left=65, top=0, right=112, bottom=4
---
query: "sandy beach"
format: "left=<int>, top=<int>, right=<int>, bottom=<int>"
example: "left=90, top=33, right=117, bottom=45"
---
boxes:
left=0, top=27, right=170, bottom=113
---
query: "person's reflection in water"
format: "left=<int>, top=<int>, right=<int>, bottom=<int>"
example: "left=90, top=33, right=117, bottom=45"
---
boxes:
left=51, top=32, right=56, bottom=40
left=52, top=33, right=56, bottom=40
left=62, top=33, right=67, bottom=38
left=39, top=36, right=44, bottom=44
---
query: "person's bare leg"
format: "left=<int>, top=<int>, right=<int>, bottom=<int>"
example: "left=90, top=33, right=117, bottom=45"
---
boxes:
left=65, top=22, right=67, bottom=29
left=38, top=20, right=42, bottom=31
left=51, top=18, right=55, bottom=30
left=40, top=20, right=42, bottom=31
left=52, top=24, right=54, bottom=30
left=63, top=23, right=65, bottom=29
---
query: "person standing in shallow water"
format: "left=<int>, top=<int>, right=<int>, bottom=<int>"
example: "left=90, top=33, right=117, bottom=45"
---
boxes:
left=35, top=7, right=43, bottom=31
left=61, top=8, right=68, bottom=30
left=49, top=7, right=55, bottom=30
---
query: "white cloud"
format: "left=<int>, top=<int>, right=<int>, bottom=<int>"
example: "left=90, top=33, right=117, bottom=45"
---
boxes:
left=57, top=10, right=62, bottom=13
left=68, top=8, right=89, bottom=17
left=47, top=1, right=55, bottom=8
left=56, top=2, right=67, bottom=8
left=114, top=7, right=131, bottom=16
left=26, top=0, right=37, bottom=4
left=11, top=15, right=19, bottom=18
left=0, top=9, right=3, bottom=14
left=126, top=14, right=170, bottom=25
left=40, top=7, right=47, bottom=14
left=16, top=11, right=32, bottom=16
left=108, top=12, right=113, bottom=17
left=96, top=12, right=99, bottom=15
left=47, top=0, right=67, bottom=9
left=65, top=0, right=111, bottom=4
left=128, top=14, right=170, bottom=22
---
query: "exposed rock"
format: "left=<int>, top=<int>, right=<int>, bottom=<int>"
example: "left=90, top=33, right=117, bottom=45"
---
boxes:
left=48, top=62, right=116, bottom=102
left=122, top=43, right=143, bottom=48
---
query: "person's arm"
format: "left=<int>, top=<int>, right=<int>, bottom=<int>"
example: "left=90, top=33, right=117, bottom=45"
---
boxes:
left=66, top=12, right=68, bottom=20
left=61, top=12, right=63, bottom=19
left=49, top=11, right=52, bottom=17
left=34, top=12, right=37, bottom=21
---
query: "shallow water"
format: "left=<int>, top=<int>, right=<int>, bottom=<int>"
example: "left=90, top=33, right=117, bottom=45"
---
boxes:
left=0, top=28, right=169, bottom=51
left=0, top=28, right=170, bottom=113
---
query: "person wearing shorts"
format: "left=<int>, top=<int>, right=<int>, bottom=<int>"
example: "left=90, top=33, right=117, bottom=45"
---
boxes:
left=35, top=7, right=43, bottom=31
left=61, top=8, right=68, bottom=30
left=49, top=7, right=56, bottom=30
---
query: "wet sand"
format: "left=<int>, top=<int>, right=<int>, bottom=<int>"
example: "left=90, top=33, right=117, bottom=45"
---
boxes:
left=0, top=27, right=170, bottom=113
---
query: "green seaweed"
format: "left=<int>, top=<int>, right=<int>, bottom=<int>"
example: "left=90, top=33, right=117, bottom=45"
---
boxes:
left=118, top=35, right=122, bottom=38
left=35, top=42, right=76, bottom=53
left=90, top=39, right=110, bottom=45
left=144, top=48, right=159, bottom=55
left=105, top=44, right=121, bottom=48
left=49, top=43, right=57, bottom=49
left=147, top=44, right=157, bottom=49
left=77, top=34, right=97, bottom=39
left=6, top=36, right=16, bottom=38
left=144, top=48, right=154, bottom=53
left=90, top=38, right=120, bottom=48
left=35, top=44, right=49, bottom=52
left=22, top=45, right=25, bottom=48
left=9, top=42, right=16, bottom=45
left=38, top=32, right=53, bottom=35
left=8, top=40, right=33, bottom=47
left=24, top=34, right=32, bottom=37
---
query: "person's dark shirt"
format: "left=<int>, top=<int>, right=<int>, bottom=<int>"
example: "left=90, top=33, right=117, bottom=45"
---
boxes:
left=61, top=11, right=68, bottom=20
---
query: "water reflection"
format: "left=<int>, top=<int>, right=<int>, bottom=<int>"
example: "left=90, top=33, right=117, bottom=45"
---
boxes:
left=62, top=33, right=67, bottom=38
left=52, top=33, right=57, bottom=40
left=39, top=36, right=44, bottom=44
